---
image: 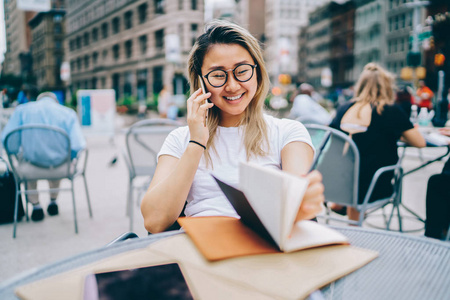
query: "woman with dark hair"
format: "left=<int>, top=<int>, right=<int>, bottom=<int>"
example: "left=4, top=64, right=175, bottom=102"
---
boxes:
left=141, top=21, right=324, bottom=233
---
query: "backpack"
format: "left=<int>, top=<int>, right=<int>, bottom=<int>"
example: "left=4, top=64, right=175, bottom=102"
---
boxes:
left=0, top=157, right=25, bottom=224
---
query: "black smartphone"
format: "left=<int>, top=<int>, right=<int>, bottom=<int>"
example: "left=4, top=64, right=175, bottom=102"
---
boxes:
left=83, top=263, right=194, bottom=300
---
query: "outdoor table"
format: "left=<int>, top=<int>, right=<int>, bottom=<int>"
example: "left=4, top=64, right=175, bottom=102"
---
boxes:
left=1, top=226, right=449, bottom=300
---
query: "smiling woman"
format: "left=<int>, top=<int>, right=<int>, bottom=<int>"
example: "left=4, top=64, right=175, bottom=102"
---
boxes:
left=140, top=20, right=325, bottom=234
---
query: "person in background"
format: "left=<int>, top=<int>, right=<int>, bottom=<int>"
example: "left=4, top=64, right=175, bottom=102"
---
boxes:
left=1, top=92, right=86, bottom=221
left=329, top=63, right=425, bottom=221
left=416, top=80, right=434, bottom=110
left=288, top=83, right=332, bottom=125
left=395, top=85, right=415, bottom=117
left=16, top=84, right=29, bottom=105
left=157, top=86, right=171, bottom=118
left=425, top=126, right=450, bottom=240
left=141, top=20, right=324, bottom=233
left=0, top=88, right=8, bottom=109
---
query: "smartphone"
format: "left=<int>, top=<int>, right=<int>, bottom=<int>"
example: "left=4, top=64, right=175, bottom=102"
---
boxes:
left=83, top=263, right=194, bottom=300
left=198, top=75, right=209, bottom=126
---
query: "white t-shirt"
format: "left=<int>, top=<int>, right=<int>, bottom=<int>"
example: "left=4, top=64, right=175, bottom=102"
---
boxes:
left=158, top=114, right=314, bottom=218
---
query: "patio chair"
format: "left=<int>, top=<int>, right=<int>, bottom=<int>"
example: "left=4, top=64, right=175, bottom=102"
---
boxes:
left=304, top=124, right=404, bottom=228
left=3, top=124, right=92, bottom=238
left=123, top=118, right=182, bottom=231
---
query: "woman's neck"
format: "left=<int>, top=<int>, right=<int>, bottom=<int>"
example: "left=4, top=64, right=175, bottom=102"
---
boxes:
left=219, top=113, right=244, bottom=127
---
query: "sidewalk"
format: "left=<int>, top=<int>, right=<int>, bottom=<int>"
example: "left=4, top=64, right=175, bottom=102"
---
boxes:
left=0, top=114, right=446, bottom=283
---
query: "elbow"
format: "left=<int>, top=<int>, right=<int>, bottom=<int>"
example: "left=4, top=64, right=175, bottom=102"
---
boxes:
left=144, top=218, right=168, bottom=234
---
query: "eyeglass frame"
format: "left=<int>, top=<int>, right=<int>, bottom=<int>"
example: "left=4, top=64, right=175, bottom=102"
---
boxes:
left=202, top=64, right=258, bottom=88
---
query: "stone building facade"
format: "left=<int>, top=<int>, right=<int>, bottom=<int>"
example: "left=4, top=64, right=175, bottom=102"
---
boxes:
left=65, top=0, right=204, bottom=102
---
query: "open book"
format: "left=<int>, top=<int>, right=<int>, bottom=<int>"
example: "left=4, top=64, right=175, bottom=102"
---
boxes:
left=179, top=162, right=348, bottom=260
left=220, top=162, right=348, bottom=252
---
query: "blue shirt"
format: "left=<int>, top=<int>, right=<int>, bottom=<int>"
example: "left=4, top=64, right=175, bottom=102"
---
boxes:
left=1, top=98, right=86, bottom=166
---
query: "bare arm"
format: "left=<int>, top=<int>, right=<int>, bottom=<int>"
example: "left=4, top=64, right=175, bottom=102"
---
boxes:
left=141, top=88, right=214, bottom=233
left=281, top=142, right=325, bottom=222
left=401, top=127, right=426, bottom=148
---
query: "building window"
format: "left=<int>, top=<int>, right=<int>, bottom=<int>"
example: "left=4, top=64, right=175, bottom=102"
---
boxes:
left=54, top=23, right=62, bottom=34
left=191, top=0, right=197, bottom=10
left=178, top=0, right=183, bottom=10
left=125, top=40, right=133, bottom=58
left=76, top=36, right=82, bottom=49
left=190, top=23, right=198, bottom=46
left=102, top=49, right=108, bottom=60
left=77, top=57, right=82, bottom=70
left=84, top=55, right=90, bottom=68
left=124, top=11, right=133, bottom=29
left=92, top=28, right=98, bottom=42
left=155, top=29, right=164, bottom=50
left=69, top=39, right=75, bottom=51
left=112, top=17, right=120, bottom=34
left=113, top=44, right=120, bottom=60
left=84, top=32, right=90, bottom=46
left=55, top=40, right=62, bottom=49
left=154, top=0, right=165, bottom=14
left=153, top=66, right=163, bottom=93
left=178, top=24, right=184, bottom=48
left=138, top=3, right=147, bottom=24
left=139, top=35, right=147, bottom=55
left=93, top=51, right=98, bottom=65
left=101, top=22, right=109, bottom=38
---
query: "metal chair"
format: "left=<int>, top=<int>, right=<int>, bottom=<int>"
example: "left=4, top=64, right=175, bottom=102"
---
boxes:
left=3, top=124, right=92, bottom=238
left=305, top=124, right=404, bottom=228
left=123, top=118, right=182, bottom=231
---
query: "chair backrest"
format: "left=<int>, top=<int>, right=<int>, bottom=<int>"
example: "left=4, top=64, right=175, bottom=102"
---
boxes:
left=3, top=124, right=72, bottom=181
left=305, top=124, right=360, bottom=207
left=125, top=119, right=181, bottom=177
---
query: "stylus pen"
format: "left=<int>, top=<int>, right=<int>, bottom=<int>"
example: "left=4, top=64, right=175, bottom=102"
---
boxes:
left=308, top=131, right=331, bottom=173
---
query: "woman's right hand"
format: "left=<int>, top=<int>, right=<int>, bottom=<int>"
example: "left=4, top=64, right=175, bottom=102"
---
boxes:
left=186, top=88, right=214, bottom=145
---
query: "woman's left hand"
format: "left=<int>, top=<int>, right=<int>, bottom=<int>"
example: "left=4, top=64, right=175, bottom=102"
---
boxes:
left=295, top=170, right=325, bottom=222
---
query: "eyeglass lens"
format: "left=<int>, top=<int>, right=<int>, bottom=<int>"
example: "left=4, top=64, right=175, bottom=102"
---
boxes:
left=207, top=64, right=254, bottom=87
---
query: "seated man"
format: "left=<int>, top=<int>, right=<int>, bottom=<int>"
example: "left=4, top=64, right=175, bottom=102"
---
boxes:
left=288, top=83, right=332, bottom=125
left=1, top=92, right=86, bottom=221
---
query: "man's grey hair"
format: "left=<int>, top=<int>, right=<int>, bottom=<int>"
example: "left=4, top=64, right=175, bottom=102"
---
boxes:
left=37, top=92, right=58, bottom=102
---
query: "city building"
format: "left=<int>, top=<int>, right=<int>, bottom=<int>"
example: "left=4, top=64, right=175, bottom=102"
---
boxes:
left=330, top=1, right=355, bottom=88
left=2, top=0, right=36, bottom=78
left=385, top=0, right=426, bottom=77
left=353, top=0, right=387, bottom=80
left=29, top=9, right=66, bottom=92
left=304, top=2, right=333, bottom=90
left=265, top=0, right=330, bottom=84
left=65, top=0, right=204, bottom=102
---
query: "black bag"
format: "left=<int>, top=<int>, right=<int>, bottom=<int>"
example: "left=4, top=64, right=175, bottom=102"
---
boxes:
left=0, top=157, right=25, bottom=224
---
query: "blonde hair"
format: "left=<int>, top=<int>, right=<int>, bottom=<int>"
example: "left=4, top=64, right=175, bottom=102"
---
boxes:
left=352, top=63, right=396, bottom=116
left=187, top=20, right=270, bottom=166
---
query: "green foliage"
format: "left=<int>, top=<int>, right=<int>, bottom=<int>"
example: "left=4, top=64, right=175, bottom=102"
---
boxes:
left=117, top=95, right=137, bottom=107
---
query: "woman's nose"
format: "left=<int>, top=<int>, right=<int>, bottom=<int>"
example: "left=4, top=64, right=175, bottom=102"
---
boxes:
left=224, top=74, right=241, bottom=92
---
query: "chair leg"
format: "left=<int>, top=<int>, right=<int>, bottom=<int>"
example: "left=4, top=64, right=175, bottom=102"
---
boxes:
left=70, top=180, right=79, bottom=234
left=24, top=182, right=29, bottom=222
left=126, top=179, right=132, bottom=217
left=82, top=174, right=93, bottom=218
left=12, top=181, right=21, bottom=238
left=396, top=204, right=403, bottom=232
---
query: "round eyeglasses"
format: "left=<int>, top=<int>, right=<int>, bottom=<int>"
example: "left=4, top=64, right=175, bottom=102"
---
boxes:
left=203, top=64, right=258, bottom=88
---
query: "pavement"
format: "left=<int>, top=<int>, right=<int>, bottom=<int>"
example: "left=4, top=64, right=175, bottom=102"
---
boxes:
left=0, top=112, right=447, bottom=284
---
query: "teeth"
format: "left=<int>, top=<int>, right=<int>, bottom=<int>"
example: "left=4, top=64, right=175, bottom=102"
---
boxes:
left=225, top=94, right=243, bottom=101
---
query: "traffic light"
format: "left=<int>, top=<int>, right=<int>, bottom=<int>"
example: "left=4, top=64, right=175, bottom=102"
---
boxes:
left=407, top=52, right=421, bottom=67
left=435, top=53, right=445, bottom=67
